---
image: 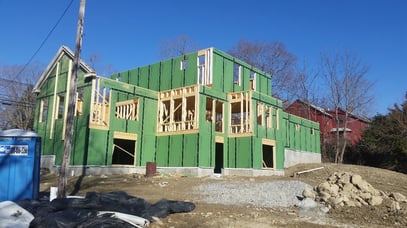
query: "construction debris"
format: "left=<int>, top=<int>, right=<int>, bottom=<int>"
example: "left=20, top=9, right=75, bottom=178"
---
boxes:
left=301, top=172, right=407, bottom=210
left=293, top=166, right=324, bottom=177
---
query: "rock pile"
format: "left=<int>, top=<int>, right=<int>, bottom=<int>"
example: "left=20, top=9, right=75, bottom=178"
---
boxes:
left=302, top=172, right=407, bottom=210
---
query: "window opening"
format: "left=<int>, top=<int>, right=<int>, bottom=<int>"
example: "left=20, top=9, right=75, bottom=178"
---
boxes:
left=39, top=98, right=48, bottom=123
left=262, top=144, right=274, bottom=168
left=257, top=102, right=263, bottom=126
left=186, top=96, right=195, bottom=130
left=76, top=88, right=84, bottom=116
left=158, top=86, right=198, bottom=133
left=115, top=99, right=138, bottom=120
left=112, top=138, right=136, bottom=165
left=206, top=97, right=213, bottom=122
left=181, top=59, right=188, bottom=70
left=215, top=101, right=223, bottom=132
left=233, top=63, right=241, bottom=85
left=197, top=49, right=212, bottom=86
left=265, top=107, right=272, bottom=128
left=229, top=92, right=252, bottom=134
left=90, top=77, right=110, bottom=128
left=173, top=98, right=183, bottom=130
left=250, top=71, right=256, bottom=90
left=57, top=93, right=65, bottom=119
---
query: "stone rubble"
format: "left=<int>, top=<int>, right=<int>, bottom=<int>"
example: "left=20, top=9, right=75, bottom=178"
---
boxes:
left=301, top=171, right=406, bottom=211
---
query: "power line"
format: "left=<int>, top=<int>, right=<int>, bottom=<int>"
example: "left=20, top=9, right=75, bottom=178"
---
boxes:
left=15, top=0, right=75, bottom=78
left=0, top=77, right=33, bottom=86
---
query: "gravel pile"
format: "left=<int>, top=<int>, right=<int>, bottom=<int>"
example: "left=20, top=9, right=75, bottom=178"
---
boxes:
left=194, top=180, right=312, bottom=208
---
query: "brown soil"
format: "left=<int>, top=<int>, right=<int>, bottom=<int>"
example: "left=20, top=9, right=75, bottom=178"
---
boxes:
left=40, top=163, right=407, bottom=227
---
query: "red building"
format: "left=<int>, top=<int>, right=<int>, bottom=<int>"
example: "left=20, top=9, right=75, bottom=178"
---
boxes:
left=285, top=99, right=370, bottom=145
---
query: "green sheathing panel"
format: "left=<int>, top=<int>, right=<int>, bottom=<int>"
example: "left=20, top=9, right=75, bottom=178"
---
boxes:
left=258, top=73, right=272, bottom=96
left=156, top=133, right=199, bottom=167
left=275, top=140, right=285, bottom=169
left=160, top=61, right=172, bottom=91
left=251, top=137, right=262, bottom=169
left=71, top=116, right=89, bottom=165
left=211, top=53, right=225, bottom=92
left=235, top=137, right=252, bottom=168
left=197, top=94, right=215, bottom=168
left=138, top=66, right=150, bottom=89
left=282, top=113, right=321, bottom=154
left=184, top=53, right=198, bottom=86
left=156, top=136, right=170, bottom=166
left=168, top=135, right=183, bottom=166
left=198, top=129, right=213, bottom=168
left=129, top=69, right=140, bottom=86
left=211, top=48, right=272, bottom=95
left=171, top=57, right=183, bottom=88
left=221, top=56, right=234, bottom=93
left=183, top=134, right=198, bottom=166
left=87, top=129, right=110, bottom=165
left=138, top=97, right=157, bottom=165
left=112, top=52, right=198, bottom=92
left=227, top=138, right=237, bottom=168
left=149, top=63, right=160, bottom=91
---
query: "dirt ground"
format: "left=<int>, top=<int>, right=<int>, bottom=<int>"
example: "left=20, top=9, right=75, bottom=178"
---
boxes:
left=40, top=163, right=407, bottom=228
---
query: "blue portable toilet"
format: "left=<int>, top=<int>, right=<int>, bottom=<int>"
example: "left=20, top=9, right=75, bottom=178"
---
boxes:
left=0, top=129, right=41, bottom=202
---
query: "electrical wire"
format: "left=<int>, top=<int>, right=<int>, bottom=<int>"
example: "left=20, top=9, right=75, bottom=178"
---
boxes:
left=14, top=0, right=75, bottom=78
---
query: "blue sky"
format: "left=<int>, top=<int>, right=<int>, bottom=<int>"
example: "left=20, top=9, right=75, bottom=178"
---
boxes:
left=0, top=0, right=406, bottom=115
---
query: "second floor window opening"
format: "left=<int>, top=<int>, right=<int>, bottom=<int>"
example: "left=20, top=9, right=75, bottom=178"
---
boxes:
left=233, top=63, right=241, bottom=86
left=75, top=88, right=84, bottom=116
left=57, top=93, right=65, bottom=119
left=206, top=97, right=224, bottom=133
left=229, top=91, right=252, bottom=134
left=197, top=49, right=212, bottom=86
left=215, top=101, right=224, bottom=133
left=39, top=98, right=48, bottom=123
left=115, top=98, right=139, bottom=121
left=90, top=77, right=110, bottom=128
left=181, top=59, right=189, bottom=70
left=250, top=71, right=256, bottom=90
left=158, top=86, right=198, bottom=134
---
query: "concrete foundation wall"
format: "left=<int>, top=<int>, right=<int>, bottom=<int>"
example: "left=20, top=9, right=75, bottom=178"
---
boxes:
left=41, top=156, right=285, bottom=177
left=223, top=168, right=284, bottom=176
left=284, top=149, right=321, bottom=168
left=41, top=155, right=55, bottom=171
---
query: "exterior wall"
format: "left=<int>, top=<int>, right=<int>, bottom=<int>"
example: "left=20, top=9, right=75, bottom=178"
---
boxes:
left=112, top=52, right=199, bottom=91
left=33, top=54, right=92, bottom=166
left=34, top=47, right=321, bottom=175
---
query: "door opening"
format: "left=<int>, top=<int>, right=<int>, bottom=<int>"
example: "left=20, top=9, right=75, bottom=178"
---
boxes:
left=214, top=143, right=224, bottom=174
left=112, top=138, right=136, bottom=165
left=262, top=144, right=274, bottom=168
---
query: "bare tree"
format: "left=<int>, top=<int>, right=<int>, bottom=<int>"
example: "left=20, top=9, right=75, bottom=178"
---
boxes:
left=0, top=63, right=43, bottom=130
left=228, top=39, right=297, bottom=101
left=294, top=59, right=322, bottom=117
left=159, top=35, right=199, bottom=60
left=321, top=51, right=374, bottom=163
left=86, top=51, right=116, bottom=76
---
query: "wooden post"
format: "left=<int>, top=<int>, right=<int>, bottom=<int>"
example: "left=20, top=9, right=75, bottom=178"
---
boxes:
left=57, top=0, right=86, bottom=198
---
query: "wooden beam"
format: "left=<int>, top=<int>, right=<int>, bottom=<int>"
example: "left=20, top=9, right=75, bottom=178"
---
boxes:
left=49, top=61, right=60, bottom=139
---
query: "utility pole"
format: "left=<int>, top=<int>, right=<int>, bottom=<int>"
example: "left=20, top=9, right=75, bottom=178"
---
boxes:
left=57, top=0, right=86, bottom=198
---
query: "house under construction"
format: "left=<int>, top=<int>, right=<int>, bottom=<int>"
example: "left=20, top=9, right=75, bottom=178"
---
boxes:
left=33, top=46, right=321, bottom=176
